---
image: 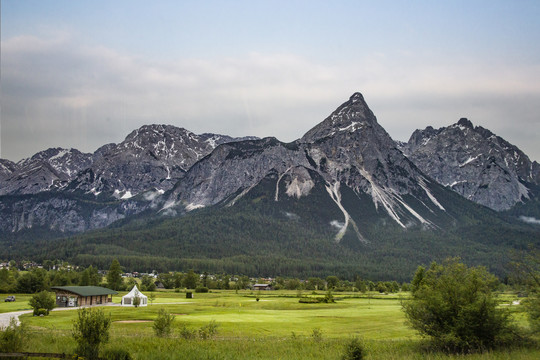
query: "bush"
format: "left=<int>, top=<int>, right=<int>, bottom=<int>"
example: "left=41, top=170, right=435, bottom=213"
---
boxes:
left=29, top=291, right=55, bottom=316
left=72, top=308, right=111, bottom=360
left=102, top=348, right=132, bottom=360
left=179, top=323, right=197, bottom=339
left=0, top=317, right=26, bottom=352
left=342, top=337, right=365, bottom=360
left=311, top=328, right=323, bottom=342
left=402, top=258, right=519, bottom=352
left=195, top=286, right=209, bottom=293
left=33, top=308, right=48, bottom=316
left=153, top=308, right=175, bottom=337
left=198, top=320, right=219, bottom=340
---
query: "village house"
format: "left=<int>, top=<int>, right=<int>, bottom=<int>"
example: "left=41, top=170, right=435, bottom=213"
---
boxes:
left=51, top=286, right=118, bottom=307
left=253, top=283, right=272, bottom=291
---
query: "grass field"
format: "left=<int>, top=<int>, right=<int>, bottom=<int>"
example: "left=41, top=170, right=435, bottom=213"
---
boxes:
left=4, top=290, right=539, bottom=359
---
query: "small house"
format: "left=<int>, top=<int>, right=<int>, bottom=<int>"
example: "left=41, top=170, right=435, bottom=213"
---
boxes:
left=51, top=286, right=118, bottom=307
left=253, top=283, right=272, bottom=291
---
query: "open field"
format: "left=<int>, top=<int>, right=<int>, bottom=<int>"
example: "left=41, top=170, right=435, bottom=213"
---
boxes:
left=5, top=290, right=540, bottom=359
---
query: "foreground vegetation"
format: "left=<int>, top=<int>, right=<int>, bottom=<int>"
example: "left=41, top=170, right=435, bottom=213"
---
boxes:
left=1, top=289, right=537, bottom=359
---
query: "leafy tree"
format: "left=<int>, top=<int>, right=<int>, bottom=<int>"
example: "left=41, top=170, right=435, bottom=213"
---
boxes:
left=157, top=273, right=175, bottom=289
left=16, top=268, right=49, bottom=293
left=183, top=269, right=198, bottom=289
left=141, top=275, right=156, bottom=291
left=411, top=265, right=425, bottom=294
left=125, top=277, right=137, bottom=290
left=153, top=308, right=175, bottom=337
left=0, top=268, right=16, bottom=293
left=285, top=278, right=302, bottom=290
left=87, top=265, right=102, bottom=286
left=326, top=275, right=339, bottom=289
left=149, top=292, right=156, bottom=305
left=80, top=268, right=91, bottom=286
left=106, top=259, right=123, bottom=291
left=402, top=258, right=518, bottom=351
left=354, top=277, right=367, bottom=293
left=29, top=290, right=55, bottom=315
left=72, top=308, right=111, bottom=360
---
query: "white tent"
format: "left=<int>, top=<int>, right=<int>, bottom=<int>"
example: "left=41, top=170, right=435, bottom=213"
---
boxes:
left=121, top=285, right=148, bottom=307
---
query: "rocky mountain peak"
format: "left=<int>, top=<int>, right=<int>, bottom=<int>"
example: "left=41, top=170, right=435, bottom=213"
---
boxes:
left=301, top=92, right=378, bottom=143
left=400, top=119, right=538, bottom=211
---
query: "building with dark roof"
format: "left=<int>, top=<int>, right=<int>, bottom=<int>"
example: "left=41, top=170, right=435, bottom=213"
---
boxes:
left=51, top=286, right=118, bottom=307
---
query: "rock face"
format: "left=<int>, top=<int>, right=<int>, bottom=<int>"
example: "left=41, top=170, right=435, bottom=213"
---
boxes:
left=399, top=118, right=539, bottom=211
left=167, top=93, right=450, bottom=242
left=0, top=124, right=257, bottom=233
left=68, top=124, right=258, bottom=198
left=0, top=159, right=17, bottom=181
left=1, top=94, right=538, bottom=237
left=0, top=148, right=93, bottom=196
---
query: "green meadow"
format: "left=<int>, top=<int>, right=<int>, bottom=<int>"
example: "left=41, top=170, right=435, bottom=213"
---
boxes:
left=5, top=290, right=540, bottom=359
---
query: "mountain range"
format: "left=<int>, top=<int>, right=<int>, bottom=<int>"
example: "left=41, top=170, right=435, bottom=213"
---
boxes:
left=1, top=92, right=538, bottom=280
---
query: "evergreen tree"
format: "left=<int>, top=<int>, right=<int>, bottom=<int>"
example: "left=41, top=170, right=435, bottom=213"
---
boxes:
left=106, top=259, right=123, bottom=291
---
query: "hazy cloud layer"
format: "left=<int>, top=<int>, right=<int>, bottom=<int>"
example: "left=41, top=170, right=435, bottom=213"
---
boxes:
left=2, top=34, right=540, bottom=162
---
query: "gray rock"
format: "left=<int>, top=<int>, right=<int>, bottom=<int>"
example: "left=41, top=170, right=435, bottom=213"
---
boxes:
left=399, top=118, right=538, bottom=211
left=0, top=148, right=93, bottom=196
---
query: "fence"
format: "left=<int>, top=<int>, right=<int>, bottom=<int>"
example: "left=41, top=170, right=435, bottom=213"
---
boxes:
left=0, top=353, right=73, bottom=359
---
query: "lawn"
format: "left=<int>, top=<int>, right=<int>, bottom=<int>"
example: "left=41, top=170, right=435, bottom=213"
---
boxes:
left=0, top=294, right=33, bottom=313
left=9, top=290, right=540, bottom=359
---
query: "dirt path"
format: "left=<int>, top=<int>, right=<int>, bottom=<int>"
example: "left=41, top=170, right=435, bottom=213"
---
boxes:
left=0, top=310, right=32, bottom=327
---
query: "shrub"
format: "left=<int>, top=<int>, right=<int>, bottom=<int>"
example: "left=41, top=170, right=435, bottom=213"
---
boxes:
left=198, top=320, right=219, bottom=340
left=311, top=328, right=323, bottom=342
left=132, top=295, right=141, bottom=308
left=179, top=323, right=197, bottom=339
left=402, top=258, right=519, bottom=352
left=72, top=308, right=111, bottom=360
left=34, top=308, right=48, bottom=316
left=102, top=348, right=132, bottom=360
left=342, top=337, right=365, bottom=360
left=29, top=291, right=55, bottom=316
left=0, top=317, right=26, bottom=352
left=153, top=308, right=175, bottom=337
left=195, top=286, right=209, bottom=293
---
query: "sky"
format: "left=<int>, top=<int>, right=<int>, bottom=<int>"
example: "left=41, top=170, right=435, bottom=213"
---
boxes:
left=1, top=0, right=540, bottom=162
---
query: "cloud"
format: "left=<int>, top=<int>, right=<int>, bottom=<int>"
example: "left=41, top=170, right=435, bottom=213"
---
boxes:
left=519, top=216, right=540, bottom=225
left=2, top=34, right=540, bottom=162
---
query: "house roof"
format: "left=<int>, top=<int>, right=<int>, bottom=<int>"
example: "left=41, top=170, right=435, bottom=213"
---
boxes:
left=51, top=286, right=118, bottom=297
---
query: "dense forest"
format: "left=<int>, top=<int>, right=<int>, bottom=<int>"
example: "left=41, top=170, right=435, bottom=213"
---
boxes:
left=2, top=178, right=538, bottom=282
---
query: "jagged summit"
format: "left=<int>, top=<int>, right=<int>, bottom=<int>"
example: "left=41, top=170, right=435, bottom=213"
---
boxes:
left=301, top=92, right=378, bottom=143
left=457, top=118, right=474, bottom=128
left=400, top=118, right=539, bottom=211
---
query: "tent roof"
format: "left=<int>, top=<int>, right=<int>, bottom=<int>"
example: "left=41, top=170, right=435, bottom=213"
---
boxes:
left=51, top=286, right=118, bottom=296
left=123, top=285, right=147, bottom=299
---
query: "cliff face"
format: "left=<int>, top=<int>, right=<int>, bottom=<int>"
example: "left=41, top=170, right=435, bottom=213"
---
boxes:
left=399, top=118, right=539, bottom=211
